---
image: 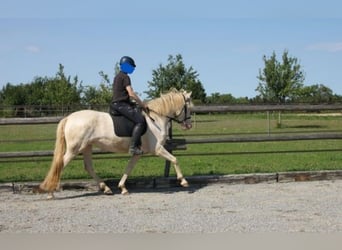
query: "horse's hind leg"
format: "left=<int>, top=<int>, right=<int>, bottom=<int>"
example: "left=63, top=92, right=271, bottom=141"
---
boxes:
left=83, top=146, right=112, bottom=194
left=46, top=149, right=76, bottom=199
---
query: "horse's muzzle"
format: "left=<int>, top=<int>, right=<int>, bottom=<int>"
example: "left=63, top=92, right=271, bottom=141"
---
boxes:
left=181, top=121, right=192, bottom=130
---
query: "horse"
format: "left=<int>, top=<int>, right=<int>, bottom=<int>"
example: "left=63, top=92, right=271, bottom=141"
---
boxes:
left=39, top=89, right=193, bottom=199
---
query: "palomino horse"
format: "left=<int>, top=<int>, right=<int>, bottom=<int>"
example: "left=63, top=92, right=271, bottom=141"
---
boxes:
left=39, top=89, right=193, bottom=199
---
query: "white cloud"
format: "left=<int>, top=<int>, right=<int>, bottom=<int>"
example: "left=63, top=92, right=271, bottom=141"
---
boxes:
left=25, top=45, right=41, bottom=53
left=306, top=42, right=342, bottom=52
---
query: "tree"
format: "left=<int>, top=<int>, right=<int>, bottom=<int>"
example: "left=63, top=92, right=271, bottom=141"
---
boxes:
left=98, top=71, right=112, bottom=103
left=145, top=54, right=206, bottom=102
left=0, top=83, right=28, bottom=106
left=44, top=64, right=82, bottom=106
left=297, top=84, right=334, bottom=104
left=256, top=50, right=305, bottom=103
left=0, top=64, right=83, bottom=116
left=82, top=71, right=112, bottom=106
left=206, top=92, right=250, bottom=104
left=206, top=93, right=235, bottom=104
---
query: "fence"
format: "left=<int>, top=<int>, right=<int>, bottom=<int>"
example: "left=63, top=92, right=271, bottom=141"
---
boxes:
left=1, top=104, right=342, bottom=176
left=0, top=104, right=109, bottom=118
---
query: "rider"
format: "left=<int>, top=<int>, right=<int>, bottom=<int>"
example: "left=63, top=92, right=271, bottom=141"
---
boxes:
left=111, top=56, right=148, bottom=155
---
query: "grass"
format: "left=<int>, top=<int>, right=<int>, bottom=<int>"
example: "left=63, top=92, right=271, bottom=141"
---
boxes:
left=1, top=113, right=342, bottom=183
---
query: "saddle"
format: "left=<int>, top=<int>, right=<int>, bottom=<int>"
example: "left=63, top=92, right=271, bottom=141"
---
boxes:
left=109, top=106, right=147, bottom=137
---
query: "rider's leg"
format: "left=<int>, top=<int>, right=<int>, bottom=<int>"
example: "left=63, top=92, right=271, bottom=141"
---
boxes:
left=129, top=123, right=145, bottom=155
left=112, top=102, right=146, bottom=155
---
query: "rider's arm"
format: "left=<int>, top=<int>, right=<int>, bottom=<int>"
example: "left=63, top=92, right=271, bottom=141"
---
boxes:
left=126, top=85, right=147, bottom=109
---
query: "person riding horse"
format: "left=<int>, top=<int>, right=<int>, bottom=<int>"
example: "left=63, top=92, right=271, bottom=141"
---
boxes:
left=111, top=56, right=148, bottom=155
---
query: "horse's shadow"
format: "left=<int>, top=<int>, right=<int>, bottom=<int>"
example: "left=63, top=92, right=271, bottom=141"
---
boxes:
left=55, top=191, right=104, bottom=200
left=55, top=178, right=207, bottom=200
left=55, top=187, right=201, bottom=200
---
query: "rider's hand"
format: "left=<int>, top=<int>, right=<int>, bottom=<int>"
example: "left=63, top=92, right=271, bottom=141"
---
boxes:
left=142, top=104, right=149, bottom=113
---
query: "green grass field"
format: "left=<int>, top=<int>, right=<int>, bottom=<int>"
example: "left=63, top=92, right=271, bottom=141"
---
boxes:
left=1, top=113, right=342, bottom=183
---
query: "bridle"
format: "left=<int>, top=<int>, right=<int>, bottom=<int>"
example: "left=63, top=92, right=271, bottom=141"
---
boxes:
left=167, top=95, right=191, bottom=124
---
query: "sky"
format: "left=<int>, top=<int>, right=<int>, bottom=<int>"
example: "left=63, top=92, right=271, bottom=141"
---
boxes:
left=1, top=0, right=342, bottom=99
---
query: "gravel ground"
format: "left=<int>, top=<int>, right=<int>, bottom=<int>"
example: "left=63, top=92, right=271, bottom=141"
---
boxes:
left=1, top=180, right=342, bottom=233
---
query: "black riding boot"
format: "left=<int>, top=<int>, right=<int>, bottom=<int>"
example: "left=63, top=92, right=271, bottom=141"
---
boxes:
left=129, top=123, right=145, bottom=155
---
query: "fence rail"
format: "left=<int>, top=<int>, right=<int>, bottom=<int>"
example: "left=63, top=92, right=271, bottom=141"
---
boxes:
left=2, top=133, right=342, bottom=159
left=0, top=116, right=62, bottom=125
left=1, top=104, right=342, bottom=125
left=192, top=104, right=342, bottom=113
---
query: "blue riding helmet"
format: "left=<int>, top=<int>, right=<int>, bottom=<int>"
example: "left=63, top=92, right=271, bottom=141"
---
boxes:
left=120, top=62, right=135, bottom=74
left=120, top=56, right=136, bottom=67
left=119, top=56, right=136, bottom=74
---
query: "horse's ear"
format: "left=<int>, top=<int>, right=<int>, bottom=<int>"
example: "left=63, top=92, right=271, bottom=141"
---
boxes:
left=182, top=89, right=191, bottom=95
left=184, top=91, right=192, bottom=100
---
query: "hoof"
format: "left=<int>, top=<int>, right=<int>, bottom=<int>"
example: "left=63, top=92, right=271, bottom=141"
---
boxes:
left=121, top=189, right=129, bottom=195
left=180, top=179, right=189, bottom=187
left=104, top=189, right=113, bottom=195
left=103, top=186, right=113, bottom=195
left=118, top=184, right=129, bottom=195
left=47, top=193, right=55, bottom=200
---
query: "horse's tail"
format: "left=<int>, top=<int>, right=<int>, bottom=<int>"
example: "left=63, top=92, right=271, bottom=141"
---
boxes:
left=39, top=117, right=67, bottom=192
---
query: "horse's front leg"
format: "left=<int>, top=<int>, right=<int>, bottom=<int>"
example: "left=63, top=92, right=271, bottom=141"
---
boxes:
left=118, top=155, right=141, bottom=195
left=155, top=145, right=189, bottom=187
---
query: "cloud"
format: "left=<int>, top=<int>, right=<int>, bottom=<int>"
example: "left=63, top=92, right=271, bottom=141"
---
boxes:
left=306, top=42, right=342, bottom=52
left=25, top=45, right=41, bottom=53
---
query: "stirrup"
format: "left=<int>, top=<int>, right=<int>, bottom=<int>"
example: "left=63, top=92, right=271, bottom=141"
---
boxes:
left=129, top=147, right=144, bottom=155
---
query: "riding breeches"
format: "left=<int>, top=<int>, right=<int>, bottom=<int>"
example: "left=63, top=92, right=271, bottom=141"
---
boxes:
left=111, top=101, right=145, bottom=126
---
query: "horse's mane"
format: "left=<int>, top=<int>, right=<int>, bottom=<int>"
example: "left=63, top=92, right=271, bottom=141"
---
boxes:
left=147, top=88, right=186, bottom=116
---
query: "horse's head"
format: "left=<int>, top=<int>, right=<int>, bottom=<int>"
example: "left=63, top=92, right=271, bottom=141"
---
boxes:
left=147, top=88, right=193, bottom=130
left=172, top=90, right=193, bottom=130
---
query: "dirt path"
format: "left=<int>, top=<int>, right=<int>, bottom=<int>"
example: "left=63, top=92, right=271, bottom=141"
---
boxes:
left=1, top=180, right=342, bottom=233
